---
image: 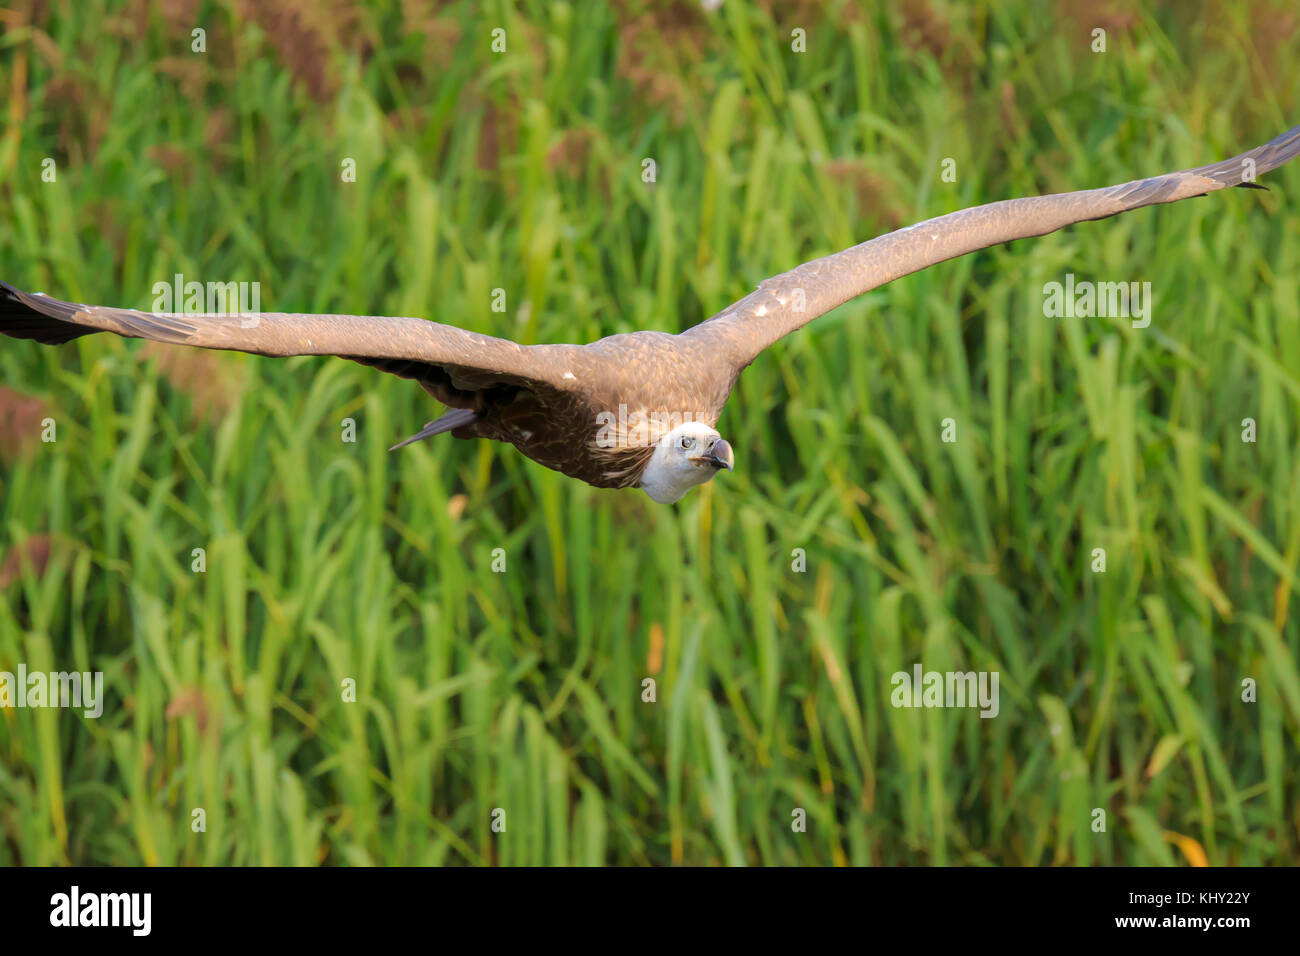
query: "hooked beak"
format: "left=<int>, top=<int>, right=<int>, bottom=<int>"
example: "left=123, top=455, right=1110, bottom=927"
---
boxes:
left=704, top=438, right=734, bottom=471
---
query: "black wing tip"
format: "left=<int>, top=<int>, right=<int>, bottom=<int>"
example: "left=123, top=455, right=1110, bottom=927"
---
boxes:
left=0, top=279, right=96, bottom=344
left=1, top=279, right=204, bottom=345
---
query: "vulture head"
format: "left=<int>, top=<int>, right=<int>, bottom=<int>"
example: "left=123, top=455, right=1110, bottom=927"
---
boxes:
left=639, top=421, right=734, bottom=504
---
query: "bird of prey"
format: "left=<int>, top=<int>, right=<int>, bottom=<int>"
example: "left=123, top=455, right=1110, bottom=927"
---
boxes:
left=4, top=125, right=1299, bottom=502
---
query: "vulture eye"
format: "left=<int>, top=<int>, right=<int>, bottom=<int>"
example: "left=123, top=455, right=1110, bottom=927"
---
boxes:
left=680, top=436, right=695, bottom=450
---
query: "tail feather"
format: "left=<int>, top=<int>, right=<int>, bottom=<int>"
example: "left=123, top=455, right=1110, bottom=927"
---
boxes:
left=389, top=407, right=479, bottom=451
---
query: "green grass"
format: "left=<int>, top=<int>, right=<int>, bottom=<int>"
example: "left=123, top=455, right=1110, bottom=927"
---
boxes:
left=2, top=0, right=1299, bottom=865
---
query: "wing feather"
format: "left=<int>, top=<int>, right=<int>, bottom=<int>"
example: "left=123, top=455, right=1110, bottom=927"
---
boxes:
left=683, top=124, right=1300, bottom=368
left=0, top=280, right=575, bottom=398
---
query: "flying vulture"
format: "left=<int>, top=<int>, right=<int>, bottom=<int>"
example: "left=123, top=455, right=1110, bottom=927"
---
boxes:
left=4, top=125, right=1299, bottom=502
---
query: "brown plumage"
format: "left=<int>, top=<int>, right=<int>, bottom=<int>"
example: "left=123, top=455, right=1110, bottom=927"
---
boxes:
left=4, top=124, right=1299, bottom=501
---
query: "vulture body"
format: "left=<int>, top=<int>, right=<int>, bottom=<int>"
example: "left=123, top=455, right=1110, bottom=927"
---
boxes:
left=4, top=124, right=1299, bottom=502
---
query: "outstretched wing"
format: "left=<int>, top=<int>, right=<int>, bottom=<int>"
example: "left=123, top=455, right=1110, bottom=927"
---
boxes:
left=683, top=124, right=1300, bottom=369
left=0, top=280, right=576, bottom=408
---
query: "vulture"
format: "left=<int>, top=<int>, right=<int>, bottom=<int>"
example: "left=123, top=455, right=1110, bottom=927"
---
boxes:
left=4, top=124, right=1299, bottom=503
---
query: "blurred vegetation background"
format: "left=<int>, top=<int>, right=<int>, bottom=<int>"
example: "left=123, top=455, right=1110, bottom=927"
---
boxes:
left=2, top=0, right=1299, bottom=865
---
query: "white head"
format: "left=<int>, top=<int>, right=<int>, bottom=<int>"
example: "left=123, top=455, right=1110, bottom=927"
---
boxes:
left=639, top=421, right=734, bottom=504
